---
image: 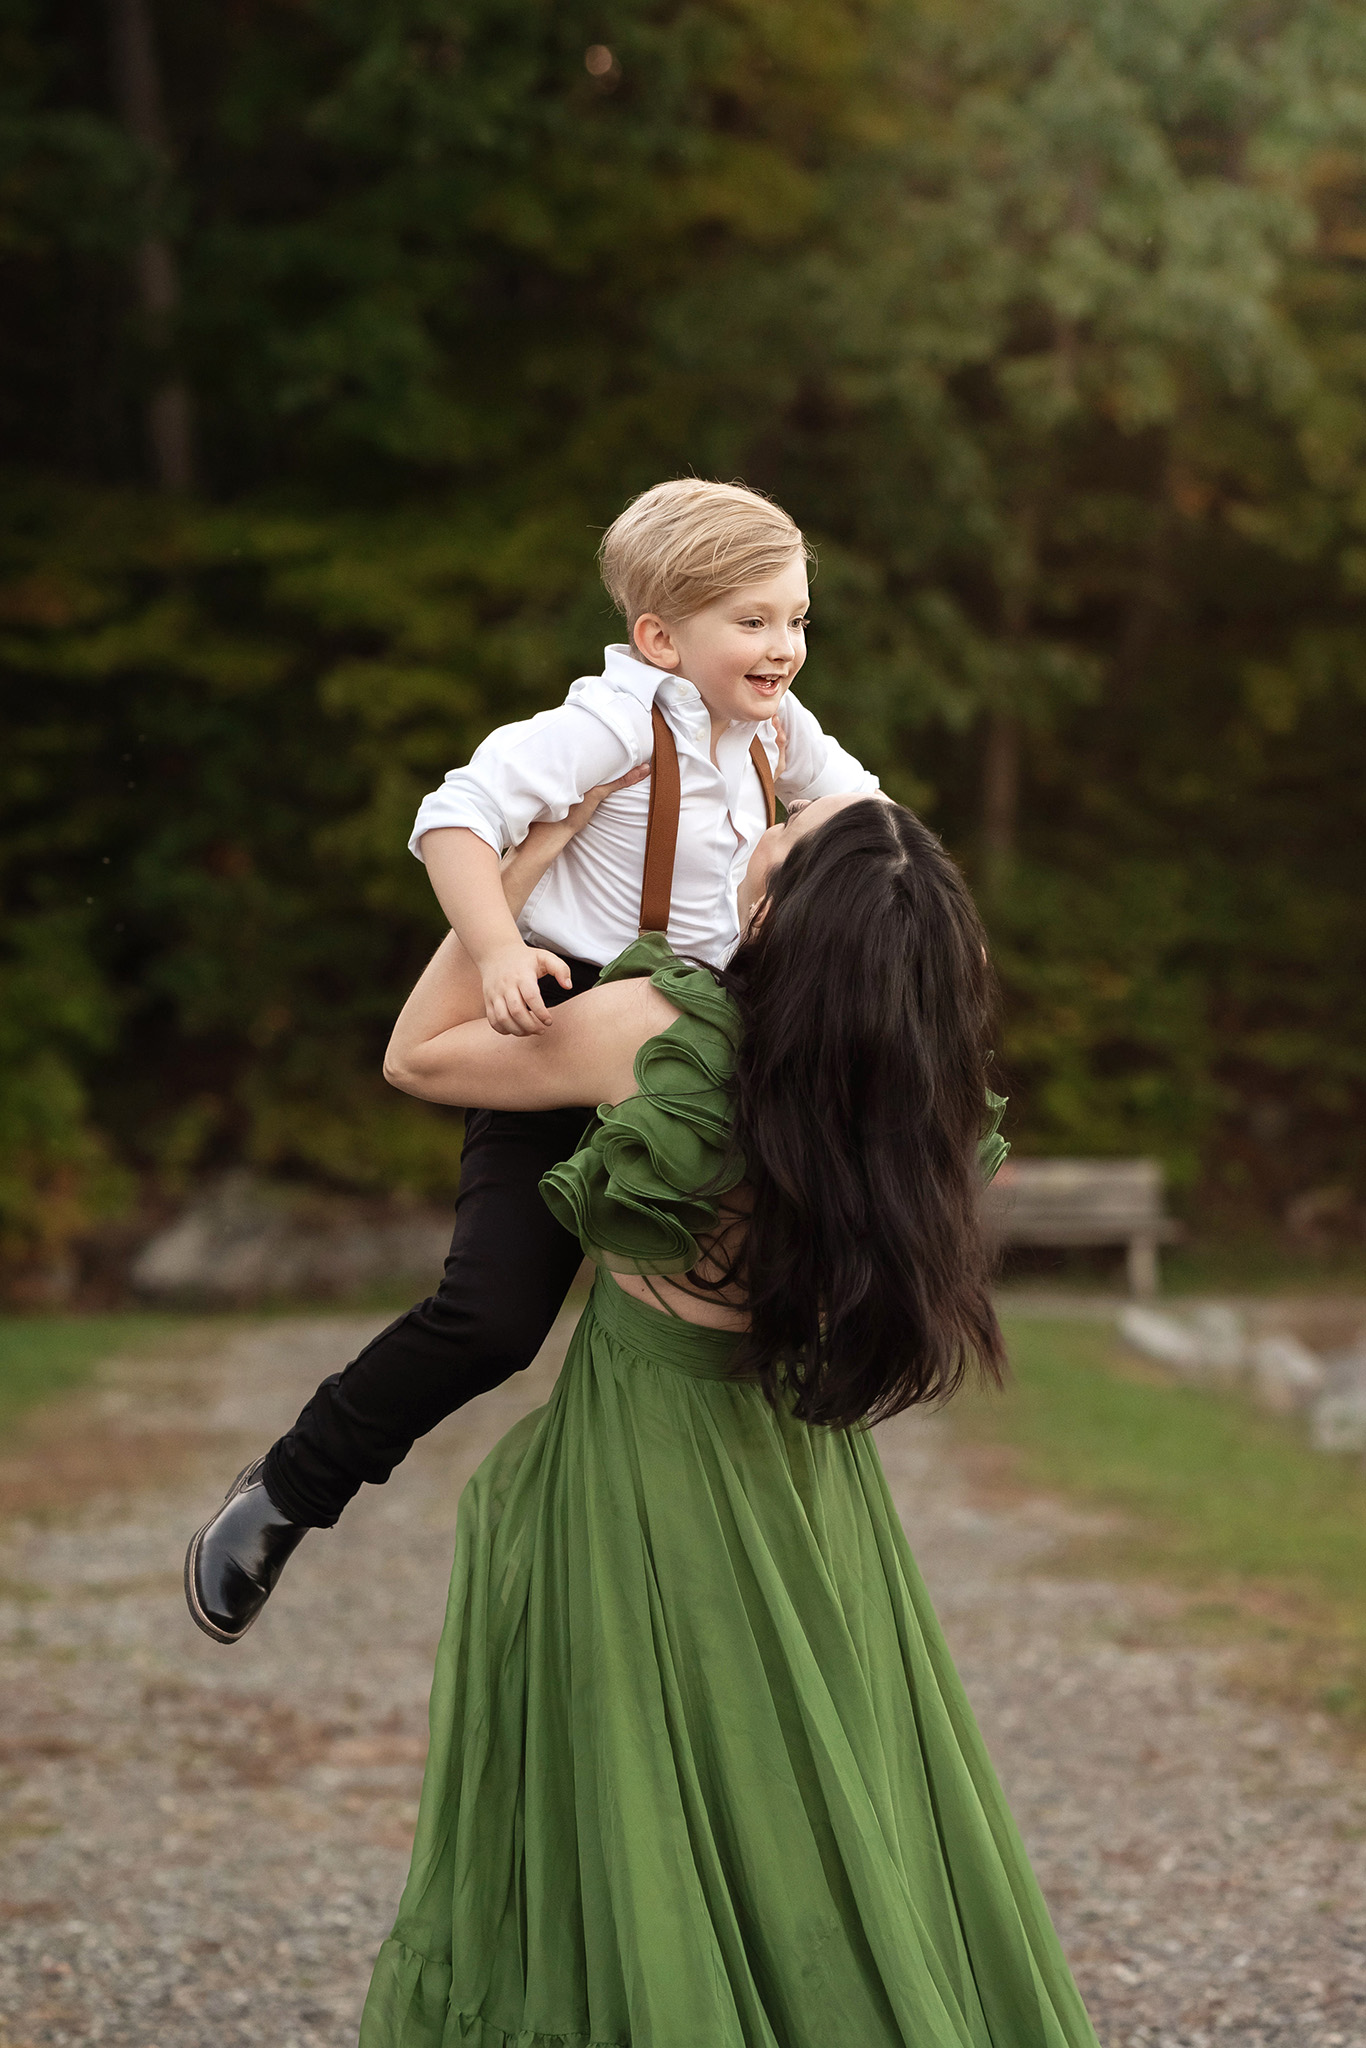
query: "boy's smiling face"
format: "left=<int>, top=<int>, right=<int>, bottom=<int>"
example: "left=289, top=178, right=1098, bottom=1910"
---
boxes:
left=632, top=554, right=810, bottom=734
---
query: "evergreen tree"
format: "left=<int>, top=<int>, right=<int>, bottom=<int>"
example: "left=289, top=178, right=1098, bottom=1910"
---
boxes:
left=2, top=0, right=1364, bottom=1286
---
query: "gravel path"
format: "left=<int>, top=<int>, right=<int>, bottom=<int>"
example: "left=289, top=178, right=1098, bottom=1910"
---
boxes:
left=1, top=1304, right=1364, bottom=2047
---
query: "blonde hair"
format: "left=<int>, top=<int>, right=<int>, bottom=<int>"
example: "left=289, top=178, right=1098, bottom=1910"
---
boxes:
left=599, top=478, right=813, bottom=628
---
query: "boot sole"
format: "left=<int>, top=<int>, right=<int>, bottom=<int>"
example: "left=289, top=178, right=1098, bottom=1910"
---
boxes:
left=183, top=1519, right=260, bottom=1646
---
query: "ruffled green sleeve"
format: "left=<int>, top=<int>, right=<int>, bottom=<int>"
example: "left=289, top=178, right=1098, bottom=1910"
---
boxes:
left=539, top=934, right=745, bottom=1276
left=979, top=1086, right=1009, bottom=1185
left=540, top=935, right=1008, bottom=1269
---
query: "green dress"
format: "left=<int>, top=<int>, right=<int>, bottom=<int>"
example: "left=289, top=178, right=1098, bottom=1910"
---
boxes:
left=360, top=936, right=1097, bottom=2048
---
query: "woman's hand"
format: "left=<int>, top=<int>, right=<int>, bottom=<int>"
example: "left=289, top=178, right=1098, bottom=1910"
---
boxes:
left=555, top=761, right=651, bottom=836
left=498, top=763, right=650, bottom=923
left=390, top=760, right=656, bottom=1060
left=479, top=761, right=652, bottom=1033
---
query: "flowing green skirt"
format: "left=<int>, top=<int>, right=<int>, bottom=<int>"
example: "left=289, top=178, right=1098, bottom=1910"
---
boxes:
left=360, top=1273, right=1100, bottom=2048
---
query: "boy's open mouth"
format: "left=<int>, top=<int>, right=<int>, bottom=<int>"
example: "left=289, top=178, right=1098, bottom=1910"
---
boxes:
left=746, top=673, right=786, bottom=691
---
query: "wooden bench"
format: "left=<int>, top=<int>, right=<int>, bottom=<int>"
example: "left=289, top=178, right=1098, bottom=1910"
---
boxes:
left=982, top=1158, right=1179, bottom=1297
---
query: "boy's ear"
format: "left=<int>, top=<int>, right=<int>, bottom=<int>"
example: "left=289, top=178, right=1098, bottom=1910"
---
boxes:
left=632, top=613, right=681, bottom=670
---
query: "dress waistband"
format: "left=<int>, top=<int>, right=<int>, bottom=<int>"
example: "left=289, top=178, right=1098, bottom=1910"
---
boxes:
left=590, top=1270, right=747, bottom=1381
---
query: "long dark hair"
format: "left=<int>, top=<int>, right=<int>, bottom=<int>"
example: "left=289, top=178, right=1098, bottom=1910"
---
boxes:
left=713, top=798, right=1006, bottom=1427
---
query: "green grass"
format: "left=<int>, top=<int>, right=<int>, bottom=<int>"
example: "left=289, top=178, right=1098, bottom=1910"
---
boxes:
left=997, top=1237, right=1366, bottom=1297
left=0, top=1290, right=419, bottom=1438
left=950, top=1317, right=1366, bottom=1725
left=0, top=1312, right=187, bottom=1429
left=1163, top=1237, right=1366, bottom=1296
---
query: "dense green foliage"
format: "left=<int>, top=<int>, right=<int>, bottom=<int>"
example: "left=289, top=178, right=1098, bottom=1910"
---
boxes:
left=3, top=0, right=1366, bottom=1287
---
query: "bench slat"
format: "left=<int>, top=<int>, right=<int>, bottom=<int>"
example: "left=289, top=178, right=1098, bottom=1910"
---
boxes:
left=981, top=1156, right=1179, bottom=1296
left=985, top=1217, right=1182, bottom=1246
left=992, top=1160, right=1162, bottom=1193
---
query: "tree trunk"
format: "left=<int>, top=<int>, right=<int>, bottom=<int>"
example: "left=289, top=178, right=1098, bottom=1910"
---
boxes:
left=108, top=0, right=195, bottom=493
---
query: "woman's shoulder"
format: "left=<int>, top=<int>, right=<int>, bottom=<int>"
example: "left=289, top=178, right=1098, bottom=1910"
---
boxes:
left=534, top=973, right=678, bottom=1107
left=539, top=938, right=742, bottom=1275
left=599, top=933, right=740, bottom=1048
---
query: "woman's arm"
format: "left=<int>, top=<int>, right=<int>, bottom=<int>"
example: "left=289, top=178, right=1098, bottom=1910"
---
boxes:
left=385, top=963, right=676, bottom=1114
left=498, top=762, right=647, bottom=919
left=384, top=765, right=668, bottom=1110
left=385, top=766, right=646, bottom=1070
left=419, top=762, right=649, bottom=1036
left=383, top=928, right=487, bottom=1084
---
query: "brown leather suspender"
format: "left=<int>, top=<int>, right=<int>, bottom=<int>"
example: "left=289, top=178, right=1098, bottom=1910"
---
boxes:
left=749, top=727, right=776, bottom=825
left=638, top=702, right=682, bottom=937
left=638, top=702, right=778, bottom=934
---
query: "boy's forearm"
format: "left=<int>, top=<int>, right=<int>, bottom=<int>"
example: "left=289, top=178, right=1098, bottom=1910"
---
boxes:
left=420, top=828, right=524, bottom=963
left=424, top=806, right=598, bottom=942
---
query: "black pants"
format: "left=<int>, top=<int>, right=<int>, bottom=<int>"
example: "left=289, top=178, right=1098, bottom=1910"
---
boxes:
left=262, top=959, right=601, bottom=1528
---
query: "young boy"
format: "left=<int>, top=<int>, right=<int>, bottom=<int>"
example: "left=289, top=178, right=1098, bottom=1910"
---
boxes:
left=185, top=478, right=878, bottom=1643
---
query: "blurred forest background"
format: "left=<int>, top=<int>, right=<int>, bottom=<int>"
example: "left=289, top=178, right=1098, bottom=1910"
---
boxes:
left=4, top=0, right=1366, bottom=1301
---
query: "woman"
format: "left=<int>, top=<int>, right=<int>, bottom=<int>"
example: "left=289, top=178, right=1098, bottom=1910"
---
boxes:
left=361, top=788, right=1099, bottom=2048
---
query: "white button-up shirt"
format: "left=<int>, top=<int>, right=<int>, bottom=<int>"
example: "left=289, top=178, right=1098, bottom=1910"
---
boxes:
left=410, top=644, right=878, bottom=966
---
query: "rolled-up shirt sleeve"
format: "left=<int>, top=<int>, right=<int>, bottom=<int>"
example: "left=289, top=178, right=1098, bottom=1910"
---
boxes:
left=776, top=692, right=880, bottom=803
left=409, top=703, right=641, bottom=861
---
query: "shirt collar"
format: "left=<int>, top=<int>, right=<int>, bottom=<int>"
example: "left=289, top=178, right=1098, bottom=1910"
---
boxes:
left=602, top=643, right=667, bottom=709
left=599, top=644, right=771, bottom=743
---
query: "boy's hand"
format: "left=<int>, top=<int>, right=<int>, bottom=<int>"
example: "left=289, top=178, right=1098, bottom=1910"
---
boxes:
left=481, top=768, right=647, bottom=1030
left=479, top=942, right=572, bottom=1036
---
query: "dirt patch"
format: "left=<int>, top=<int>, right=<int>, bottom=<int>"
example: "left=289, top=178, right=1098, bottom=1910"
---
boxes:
left=1, top=1307, right=1365, bottom=2046
left=0, top=1326, right=246, bottom=1522
left=0, top=1417, right=213, bottom=1523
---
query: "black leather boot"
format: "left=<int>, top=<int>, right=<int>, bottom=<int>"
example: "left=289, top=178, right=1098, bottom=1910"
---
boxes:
left=184, top=1458, right=310, bottom=1645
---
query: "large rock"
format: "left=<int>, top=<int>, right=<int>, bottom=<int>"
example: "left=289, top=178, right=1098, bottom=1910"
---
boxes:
left=1117, top=1306, right=1337, bottom=1422
left=1247, top=1335, right=1326, bottom=1414
left=1117, top=1303, right=1245, bottom=1381
left=1310, top=1385, right=1366, bottom=1455
left=1309, top=1345, right=1366, bottom=1455
left=130, top=1173, right=453, bottom=1306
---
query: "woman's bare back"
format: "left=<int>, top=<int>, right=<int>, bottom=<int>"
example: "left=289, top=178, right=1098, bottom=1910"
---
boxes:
left=609, top=1186, right=752, bottom=1330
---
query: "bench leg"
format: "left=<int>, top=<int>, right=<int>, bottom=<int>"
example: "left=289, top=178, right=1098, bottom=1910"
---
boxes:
left=1126, top=1234, right=1159, bottom=1298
